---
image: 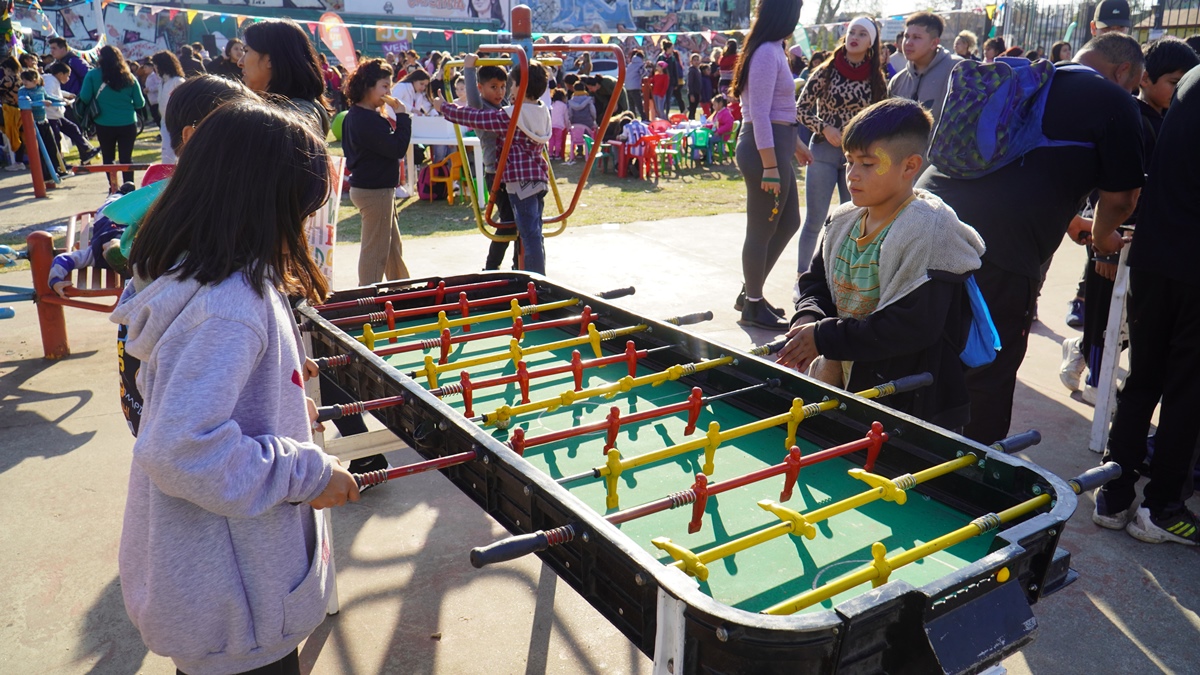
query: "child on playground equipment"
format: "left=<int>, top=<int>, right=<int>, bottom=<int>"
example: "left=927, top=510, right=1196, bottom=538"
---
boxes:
left=433, top=58, right=553, bottom=275
left=463, top=54, right=519, bottom=270
left=18, top=69, right=67, bottom=184
left=47, top=182, right=135, bottom=298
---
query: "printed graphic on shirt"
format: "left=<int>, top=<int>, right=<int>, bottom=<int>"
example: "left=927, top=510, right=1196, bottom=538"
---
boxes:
left=117, top=323, right=144, bottom=436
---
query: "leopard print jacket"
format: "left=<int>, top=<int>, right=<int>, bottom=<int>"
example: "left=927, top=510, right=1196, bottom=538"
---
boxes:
left=796, top=68, right=874, bottom=138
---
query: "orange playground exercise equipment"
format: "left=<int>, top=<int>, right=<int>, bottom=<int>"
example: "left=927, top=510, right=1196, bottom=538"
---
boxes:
left=439, top=5, right=625, bottom=260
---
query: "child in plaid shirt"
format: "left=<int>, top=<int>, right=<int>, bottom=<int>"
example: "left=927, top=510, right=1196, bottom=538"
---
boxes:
left=432, top=61, right=553, bottom=274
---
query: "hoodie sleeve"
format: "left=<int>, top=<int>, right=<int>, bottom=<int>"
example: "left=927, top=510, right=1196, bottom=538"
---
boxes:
left=134, top=318, right=333, bottom=518
left=812, top=277, right=955, bottom=363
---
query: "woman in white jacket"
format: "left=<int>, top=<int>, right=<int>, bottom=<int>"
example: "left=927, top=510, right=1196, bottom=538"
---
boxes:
left=151, top=51, right=185, bottom=164
left=390, top=68, right=433, bottom=117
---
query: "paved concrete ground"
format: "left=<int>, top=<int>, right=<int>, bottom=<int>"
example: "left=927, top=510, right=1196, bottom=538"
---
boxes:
left=2, top=194, right=1198, bottom=674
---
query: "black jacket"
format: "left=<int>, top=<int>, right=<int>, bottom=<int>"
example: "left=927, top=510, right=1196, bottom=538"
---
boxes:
left=342, top=105, right=412, bottom=190
left=793, top=249, right=972, bottom=430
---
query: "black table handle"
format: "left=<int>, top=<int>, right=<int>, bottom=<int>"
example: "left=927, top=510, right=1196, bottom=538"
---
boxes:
left=991, top=430, right=1042, bottom=455
left=1068, top=462, right=1122, bottom=495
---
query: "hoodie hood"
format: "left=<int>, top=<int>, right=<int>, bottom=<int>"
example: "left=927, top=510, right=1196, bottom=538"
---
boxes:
left=111, top=273, right=205, bottom=362
left=821, top=189, right=984, bottom=312
left=504, top=100, right=553, bottom=145
left=568, top=95, right=593, bottom=111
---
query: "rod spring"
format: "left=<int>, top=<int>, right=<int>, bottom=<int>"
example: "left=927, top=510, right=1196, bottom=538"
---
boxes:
left=668, top=490, right=697, bottom=509
left=437, top=383, right=463, bottom=397
left=367, top=311, right=386, bottom=323
left=971, top=513, right=1003, bottom=533
left=358, top=468, right=389, bottom=487
left=545, top=525, right=576, bottom=547
left=357, top=297, right=374, bottom=308
left=893, top=473, right=917, bottom=491
left=419, top=337, right=440, bottom=350
left=343, top=402, right=366, bottom=416
left=802, top=403, right=825, bottom=418
left=678, top=363, right=697, bottom=376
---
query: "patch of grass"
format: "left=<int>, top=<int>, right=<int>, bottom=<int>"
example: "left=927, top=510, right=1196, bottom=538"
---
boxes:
left=334, top=155, right=750, bottom=244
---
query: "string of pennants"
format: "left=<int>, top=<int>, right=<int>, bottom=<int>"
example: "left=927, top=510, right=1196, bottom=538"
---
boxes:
left=17, top=0, right=750, bottom=44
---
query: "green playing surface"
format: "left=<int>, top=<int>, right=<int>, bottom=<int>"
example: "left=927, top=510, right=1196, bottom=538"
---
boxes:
left=352, top=312, right=995, bottom=614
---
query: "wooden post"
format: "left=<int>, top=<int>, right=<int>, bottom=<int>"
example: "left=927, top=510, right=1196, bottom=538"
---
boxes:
left=19, top=109, right=47, bottom=199
left=26, top=231, right=70, bottom=359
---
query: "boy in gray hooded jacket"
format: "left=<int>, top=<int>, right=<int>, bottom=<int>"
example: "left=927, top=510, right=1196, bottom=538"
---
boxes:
left=888, top=12, right=963, bottom=128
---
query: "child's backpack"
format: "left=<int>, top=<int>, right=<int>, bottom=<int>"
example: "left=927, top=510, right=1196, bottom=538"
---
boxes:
left=929, top=58, right=1096, bottom=180
left=417, top=162, right=449, bottom=201
left=960, top=276, right=1001, bottom=368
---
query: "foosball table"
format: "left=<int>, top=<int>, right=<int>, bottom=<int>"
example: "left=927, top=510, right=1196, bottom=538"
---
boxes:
left=299, top=271, right=1115, bottom=674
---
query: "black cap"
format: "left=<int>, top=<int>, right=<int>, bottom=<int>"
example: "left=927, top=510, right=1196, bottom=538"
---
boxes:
left=1094, top=0, right=1131, bottom=28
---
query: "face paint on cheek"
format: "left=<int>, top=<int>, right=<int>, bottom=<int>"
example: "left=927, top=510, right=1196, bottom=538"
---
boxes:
left=873, top=147, right=893, bottom=175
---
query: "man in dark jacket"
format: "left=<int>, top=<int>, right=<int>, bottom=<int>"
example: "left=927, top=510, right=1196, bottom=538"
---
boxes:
left=686, top=53, right=703, bottom=119
left=48, top=37, right=88, bottom=96
left=584, top=75, right=629, bottom=140
left=179, top=45, right=207, bottom=77
left=660, top=40, right=686, bottom=117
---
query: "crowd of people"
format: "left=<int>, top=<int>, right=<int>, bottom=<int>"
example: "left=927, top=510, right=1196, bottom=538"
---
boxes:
left=12, top=2, right=1200, bottom=671
left=735, top=0, right=1200, bottom=559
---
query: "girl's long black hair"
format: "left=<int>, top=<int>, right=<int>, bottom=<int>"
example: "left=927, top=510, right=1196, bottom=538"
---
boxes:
left=130, top=100, right=331, bottom=303
left=243, top=19, right=327, bottom=104
left=730, top=0, right=802, bottom=99
left=98, top=45, right=137, bottom=91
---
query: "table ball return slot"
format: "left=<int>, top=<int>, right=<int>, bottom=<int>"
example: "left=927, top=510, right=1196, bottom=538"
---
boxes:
left=301, top=271, right=1106, bottom=674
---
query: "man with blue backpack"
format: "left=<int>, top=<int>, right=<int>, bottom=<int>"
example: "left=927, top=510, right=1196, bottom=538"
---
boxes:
left=918, top=33, right=1146, bottom=444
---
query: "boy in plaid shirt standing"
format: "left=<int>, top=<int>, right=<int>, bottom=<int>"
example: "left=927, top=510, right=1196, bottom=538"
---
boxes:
left=432, top=61, right=553, bottom=274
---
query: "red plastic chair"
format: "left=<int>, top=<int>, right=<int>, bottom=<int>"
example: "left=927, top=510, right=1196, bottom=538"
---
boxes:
left=635, top=135, right=664, bottom=180
left=648, top=119, right=671, bottom=134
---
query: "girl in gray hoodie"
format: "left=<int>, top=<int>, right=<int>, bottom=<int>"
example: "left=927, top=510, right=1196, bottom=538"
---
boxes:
left=110, top=100, right=359, bottom=675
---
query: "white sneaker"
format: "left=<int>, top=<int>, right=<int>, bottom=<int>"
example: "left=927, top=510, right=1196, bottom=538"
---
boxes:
left=394, top=186, right=410, bottom=199
left=1092, top=489, right=1134, bottom=530
left=4, top=163, right=24, bottom=172
left=1126, top=506, right=1200, bottom=545
left=1081, top=383, right=1099, bottom=407
left=1059, top=337, right=1086, bottom=392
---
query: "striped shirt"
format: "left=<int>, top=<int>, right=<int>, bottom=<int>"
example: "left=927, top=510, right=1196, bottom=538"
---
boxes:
left=831, top=213, right=892, bottom=320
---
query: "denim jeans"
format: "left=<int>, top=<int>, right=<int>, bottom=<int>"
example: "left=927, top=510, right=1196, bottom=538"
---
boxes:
left=796, top=138, right=849, bottom=272
left=508, top=189, right=546, bottom=275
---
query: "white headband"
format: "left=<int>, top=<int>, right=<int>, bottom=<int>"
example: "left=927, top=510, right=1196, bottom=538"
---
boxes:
left=848, top=17, right=878, bottom=45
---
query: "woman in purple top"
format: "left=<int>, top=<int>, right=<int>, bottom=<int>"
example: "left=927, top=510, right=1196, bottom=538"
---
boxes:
left=732, top=0, right=811, bottom=330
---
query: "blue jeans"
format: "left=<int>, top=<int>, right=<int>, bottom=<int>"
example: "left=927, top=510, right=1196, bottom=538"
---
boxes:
left=507, top=190, right=546, bottom=275
left=796, top=138, right=849, bottom=272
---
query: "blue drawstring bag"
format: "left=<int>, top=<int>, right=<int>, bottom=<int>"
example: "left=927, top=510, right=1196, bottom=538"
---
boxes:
left=961, top=276, right=1001, bottom=368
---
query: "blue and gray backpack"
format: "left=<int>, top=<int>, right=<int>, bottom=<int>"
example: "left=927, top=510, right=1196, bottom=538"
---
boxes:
left=929, top=57, right=1096, bottom=180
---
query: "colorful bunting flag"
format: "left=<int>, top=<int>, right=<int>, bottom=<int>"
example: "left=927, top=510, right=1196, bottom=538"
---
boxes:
left=185, top=9, right=196, bottom=23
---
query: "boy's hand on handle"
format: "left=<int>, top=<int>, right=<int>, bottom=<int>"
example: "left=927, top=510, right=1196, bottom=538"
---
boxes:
left=309, top=461, right=360, bottom=509
left=464, top=54, right=478, bottom=68
left=776, top=322, right=819, bottom=372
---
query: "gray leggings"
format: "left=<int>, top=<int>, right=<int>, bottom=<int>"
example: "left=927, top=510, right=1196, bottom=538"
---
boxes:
left=736, top=123, right=802, bottom=298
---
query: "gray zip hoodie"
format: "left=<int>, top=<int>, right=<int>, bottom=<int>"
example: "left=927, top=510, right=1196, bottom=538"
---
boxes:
left=887, top=46, right=963, bottom=127
left=110, top=271, right=335, bottom=675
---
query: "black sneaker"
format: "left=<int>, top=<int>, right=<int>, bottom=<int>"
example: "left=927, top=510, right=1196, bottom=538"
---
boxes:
left=734, top=285, right=785, bottom=318
left=1126, top=507, right=1200, bottom=545
left=1092, top=489, right=1134, bottom=530
left=737, top=299, right=789, bottom=331
left=1065, top=298, right=1085, bottom=329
